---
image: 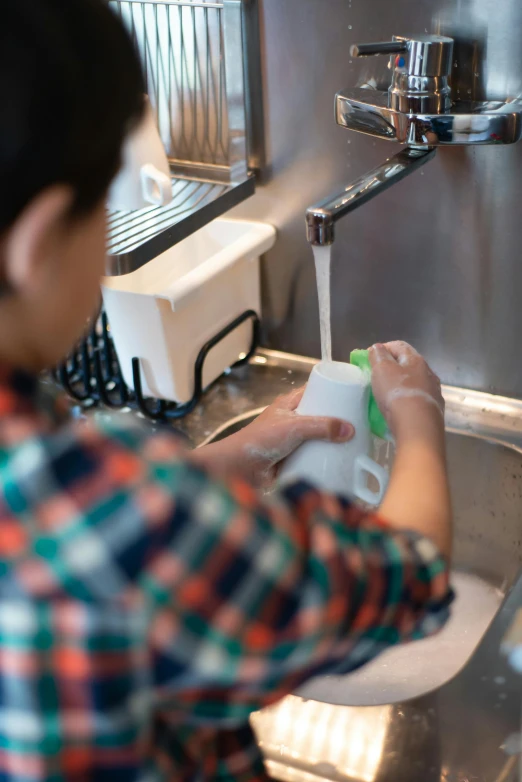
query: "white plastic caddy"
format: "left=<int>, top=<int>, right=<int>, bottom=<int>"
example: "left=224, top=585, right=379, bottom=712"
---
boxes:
left=102, top=219, right=276, bottom=403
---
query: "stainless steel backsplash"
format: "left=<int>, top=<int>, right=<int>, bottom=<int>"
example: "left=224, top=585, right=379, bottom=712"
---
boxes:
left=230, top=0, right=522, bottom=397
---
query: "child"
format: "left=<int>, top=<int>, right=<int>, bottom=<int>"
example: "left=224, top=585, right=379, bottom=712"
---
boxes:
left=0, top=1, right=452, bottom=780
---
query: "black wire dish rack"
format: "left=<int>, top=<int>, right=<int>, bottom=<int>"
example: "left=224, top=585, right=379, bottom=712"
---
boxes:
left=52, top=308, right=260, bottom=422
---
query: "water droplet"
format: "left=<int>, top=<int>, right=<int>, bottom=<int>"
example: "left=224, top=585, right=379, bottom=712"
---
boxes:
left=348, top=24, right=353, bottom=30
left=494, top=676, right=506, bottom=685
left=347, top=139, right=351, bottom=144
left=454, top=60, right=458, bottom=67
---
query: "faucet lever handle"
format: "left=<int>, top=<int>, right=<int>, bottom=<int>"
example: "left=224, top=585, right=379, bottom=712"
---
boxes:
left=351, top=35, right=454, bottom=113
left=350, top=41, right=408, bottom=58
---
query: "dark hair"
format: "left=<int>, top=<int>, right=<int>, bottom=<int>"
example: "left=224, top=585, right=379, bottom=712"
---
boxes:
left=0, top=0, right=145, bottom=231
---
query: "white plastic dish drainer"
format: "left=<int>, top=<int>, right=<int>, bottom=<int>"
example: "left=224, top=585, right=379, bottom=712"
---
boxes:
left=102, top=218, right=276, bottom=407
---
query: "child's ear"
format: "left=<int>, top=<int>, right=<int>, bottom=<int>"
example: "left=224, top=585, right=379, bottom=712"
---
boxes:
left=3, top=185, right=74, bottom=295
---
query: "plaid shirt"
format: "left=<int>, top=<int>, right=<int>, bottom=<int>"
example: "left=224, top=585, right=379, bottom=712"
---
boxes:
left=0, top=367, right=453, bottom=782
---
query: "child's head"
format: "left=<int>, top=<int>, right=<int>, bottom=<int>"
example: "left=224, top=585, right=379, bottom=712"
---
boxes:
left=0, top=0, right=144, bottom=370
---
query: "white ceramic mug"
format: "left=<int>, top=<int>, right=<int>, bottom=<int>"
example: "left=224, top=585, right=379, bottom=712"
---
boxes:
left=279, top=361, right=389, bottom=505
left=108, top=96, right=173, bottom=212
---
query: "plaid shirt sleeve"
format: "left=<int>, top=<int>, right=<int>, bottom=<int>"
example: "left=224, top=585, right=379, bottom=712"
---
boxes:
left=0, top=414, right=452, bottom=782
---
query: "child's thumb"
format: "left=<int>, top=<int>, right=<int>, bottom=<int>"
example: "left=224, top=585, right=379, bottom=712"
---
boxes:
left=292, top=416, right=355, bottom=447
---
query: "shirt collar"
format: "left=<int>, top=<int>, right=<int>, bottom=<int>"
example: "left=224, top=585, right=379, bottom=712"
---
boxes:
left=0, top=365, right=70, bottom=443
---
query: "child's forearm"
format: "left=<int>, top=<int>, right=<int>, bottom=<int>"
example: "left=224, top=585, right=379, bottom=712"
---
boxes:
left=380, top=414, right=452, bottom=559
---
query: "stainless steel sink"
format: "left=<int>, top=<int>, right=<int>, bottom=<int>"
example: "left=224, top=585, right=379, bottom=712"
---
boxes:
left=184, top=350, right=522, bottom=782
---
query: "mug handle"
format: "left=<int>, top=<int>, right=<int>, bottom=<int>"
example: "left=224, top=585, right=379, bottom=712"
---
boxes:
left=140, top=164, right=172, bottom=206
left=353, top=455, right=389, bottom=506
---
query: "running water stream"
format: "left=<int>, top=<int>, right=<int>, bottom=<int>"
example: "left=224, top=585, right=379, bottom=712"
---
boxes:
left=313, top=245, right=333, bottom=362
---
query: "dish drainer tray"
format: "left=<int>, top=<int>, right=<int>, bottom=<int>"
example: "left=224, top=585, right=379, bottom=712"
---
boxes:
left=106, top=175, right=254, bottom=275
left=107, top=0, right=260, bottom=276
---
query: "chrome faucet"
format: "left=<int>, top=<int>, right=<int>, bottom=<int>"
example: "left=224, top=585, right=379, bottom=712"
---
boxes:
left=306, top=146, right=435, bottom=246
left=307, top=34, right=522, bottom=246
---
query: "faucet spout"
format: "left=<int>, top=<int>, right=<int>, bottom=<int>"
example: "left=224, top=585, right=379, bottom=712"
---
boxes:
left=306, top=147, right=436, bottom=246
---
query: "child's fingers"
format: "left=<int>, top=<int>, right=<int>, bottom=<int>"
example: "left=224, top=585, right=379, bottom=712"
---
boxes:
left=369, top=343, right=395, bottom=367
left=275, top=386, right=306, bottom=411
left=287, top=386, right=306, bottom=410
left=242, top=415, right=354, bottom=468
left=383, top=341, right=420, bottom=365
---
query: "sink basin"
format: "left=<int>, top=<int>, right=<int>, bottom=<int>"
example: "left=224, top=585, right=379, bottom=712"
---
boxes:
left=206, top=415, right=522, bottom=699
left=173, top=349, right=522, bottom=782
left=202, top=382, right=522, bottom=782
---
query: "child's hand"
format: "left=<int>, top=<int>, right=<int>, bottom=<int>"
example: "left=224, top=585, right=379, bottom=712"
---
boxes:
left=192, top=387, right=354, bottom=488
left=369, top=341, right=444, bottom=446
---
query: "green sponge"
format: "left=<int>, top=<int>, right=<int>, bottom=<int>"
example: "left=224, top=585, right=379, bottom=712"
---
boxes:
left=350, top=349, right=389, bottom=439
